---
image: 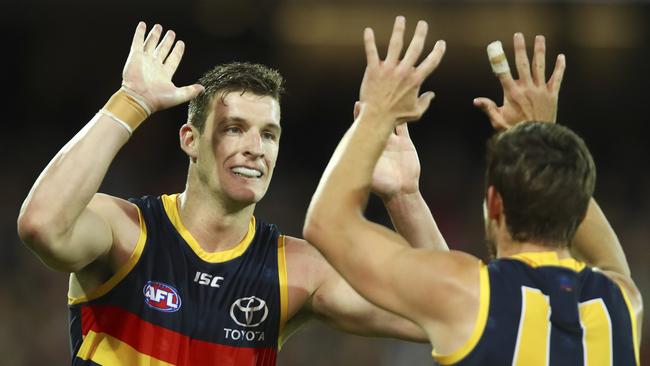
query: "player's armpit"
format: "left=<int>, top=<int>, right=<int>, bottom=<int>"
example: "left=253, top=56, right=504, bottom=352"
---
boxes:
left=18, top=193, right=139, bottom=273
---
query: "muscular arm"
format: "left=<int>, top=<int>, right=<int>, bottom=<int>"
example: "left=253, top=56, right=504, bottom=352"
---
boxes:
left=18, top=117, right=130, bottom=272
left=17, top=22, right=203, bottom=272
left=282, top=236, right=427, bottom=342
left=304, top=18, right=470, bottom=332
left=571, top=199, right=630, bottom=275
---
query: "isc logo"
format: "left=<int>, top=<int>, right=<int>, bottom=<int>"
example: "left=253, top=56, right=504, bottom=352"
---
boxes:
left=143, top=281, right=182, bottom=312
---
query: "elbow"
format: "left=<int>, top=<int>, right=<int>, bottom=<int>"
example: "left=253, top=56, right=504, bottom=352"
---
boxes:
left=303, top=209, right=326, bottom=245
left=17, top=208, right=60, bottom=252
left=303, top=202, right=343, bottom=245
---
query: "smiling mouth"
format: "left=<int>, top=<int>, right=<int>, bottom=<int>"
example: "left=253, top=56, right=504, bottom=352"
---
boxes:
left=231, top=166, right=263, bottom=178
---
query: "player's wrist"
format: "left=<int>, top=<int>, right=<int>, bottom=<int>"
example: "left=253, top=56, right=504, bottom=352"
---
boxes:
left=98, top=87, right=152, bottom=136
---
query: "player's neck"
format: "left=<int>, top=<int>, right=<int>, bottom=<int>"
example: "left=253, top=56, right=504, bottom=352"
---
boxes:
left=177, top=189, right=255, bottom=253
left=496, top=240, right=571, bottom=259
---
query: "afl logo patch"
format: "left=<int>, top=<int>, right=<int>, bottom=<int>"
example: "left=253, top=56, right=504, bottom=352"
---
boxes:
left=143, top=281, right=182, bottom=312
left=230, top=296, right=269, bottom=327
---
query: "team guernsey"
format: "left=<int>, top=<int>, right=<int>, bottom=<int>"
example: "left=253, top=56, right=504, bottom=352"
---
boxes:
left=433, top=252, right=639, bottom=366
left=68, top=194, right=288, bottom=365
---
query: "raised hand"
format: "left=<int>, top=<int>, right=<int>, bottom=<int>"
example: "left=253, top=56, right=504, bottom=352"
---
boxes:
left=473, top=33, right=566, bottom=130
left=359, top=17, right=446, bottom=126
left=349, top=102, right=421, bottom=199
left=121, top=22, right=204, bottom=113
left=372, top=124, right=420, bottom=199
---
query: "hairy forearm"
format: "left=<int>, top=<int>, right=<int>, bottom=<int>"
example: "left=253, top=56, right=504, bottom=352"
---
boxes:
left=384, top=191, right=448, bottom=250
left=19, top=114, right=129, bottom=239
left=571, top=198, right=631, bottom=276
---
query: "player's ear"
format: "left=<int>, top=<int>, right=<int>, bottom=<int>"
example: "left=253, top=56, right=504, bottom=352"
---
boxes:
left=486, top=186, right=504, bottom=221
left=180, top=123, right=199, bottom=161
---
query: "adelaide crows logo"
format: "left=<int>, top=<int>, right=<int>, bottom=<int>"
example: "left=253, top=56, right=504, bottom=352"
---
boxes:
left=143, top=281, right=182, bottom=312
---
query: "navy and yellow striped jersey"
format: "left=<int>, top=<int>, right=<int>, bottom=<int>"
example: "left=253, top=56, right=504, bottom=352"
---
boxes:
left=68, top=194, right=288, bottom=365
left=433, top=252, right=639, bottom=366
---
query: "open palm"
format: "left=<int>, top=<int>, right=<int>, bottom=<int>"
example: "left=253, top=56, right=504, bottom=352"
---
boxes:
left=371, top=124, right=420, bottom=199
left=121, top=22, right=203, bottom=113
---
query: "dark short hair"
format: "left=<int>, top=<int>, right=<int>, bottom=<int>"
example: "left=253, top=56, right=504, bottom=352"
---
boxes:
left=188, top=62, right=285, bottom=132
left=485, top=122, right=596, bottom=246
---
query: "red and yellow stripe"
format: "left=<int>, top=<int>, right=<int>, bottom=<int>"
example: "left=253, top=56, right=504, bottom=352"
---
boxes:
left=77, top=305, right=276, bottom=366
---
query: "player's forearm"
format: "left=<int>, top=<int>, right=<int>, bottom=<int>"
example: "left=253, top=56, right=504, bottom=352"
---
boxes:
left=383, top=191, right=448, bottom=250
left=18, top=114, right=129, bottom=242
left=571, top=198, right=631, bottom=276
left=305, top=107, right=393, bottom=255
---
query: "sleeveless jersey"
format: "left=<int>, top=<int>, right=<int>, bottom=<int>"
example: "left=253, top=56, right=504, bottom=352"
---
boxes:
left=68, top=194, right=288, bottom=365
left=433, top=252, right=639, bottom=366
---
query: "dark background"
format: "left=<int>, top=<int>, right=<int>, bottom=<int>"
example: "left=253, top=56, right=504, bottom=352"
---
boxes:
left=2, top=1, right=648, bottom=365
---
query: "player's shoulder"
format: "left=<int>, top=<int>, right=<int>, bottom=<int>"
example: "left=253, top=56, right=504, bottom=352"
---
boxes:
left=89, top=193, right=140, bottom=228
left=284, top=235, right=320, bottom=257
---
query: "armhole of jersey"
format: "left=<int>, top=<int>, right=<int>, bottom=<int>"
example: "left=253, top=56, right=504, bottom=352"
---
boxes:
left=277, top=235, right=289, bottom=350
left=614, top=279, right=641, bottom=366
left=68, top=205, right=148, bottom=305
left=433, top=261, right=490, bottom=365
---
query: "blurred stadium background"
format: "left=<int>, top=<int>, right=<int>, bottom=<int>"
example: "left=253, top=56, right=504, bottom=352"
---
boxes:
left=2, top=0, right=648, bottom=364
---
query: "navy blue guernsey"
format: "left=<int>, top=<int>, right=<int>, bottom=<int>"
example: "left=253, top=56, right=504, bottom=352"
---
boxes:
left=433, top=252, right=639, bottom=366
left=68, top=194, right=288, bottom=365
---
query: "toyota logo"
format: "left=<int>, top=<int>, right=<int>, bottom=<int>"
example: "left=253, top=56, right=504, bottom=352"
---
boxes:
left=230, top=296, right=269, bottom=327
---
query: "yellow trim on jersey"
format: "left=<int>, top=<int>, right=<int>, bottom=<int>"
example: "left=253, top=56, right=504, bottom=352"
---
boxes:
left=277, top=235, right=289, bottom=350
left=77, top=330, right=173, bottom=365
left=433, top=261, right=490, bottom=365
left=615, top=281, right=640, bottom=365
left=68, top=206, right=147, bottom=305
left=509, top=251, right=586, bottom=272
left=161, top=194, right=256, bottom=263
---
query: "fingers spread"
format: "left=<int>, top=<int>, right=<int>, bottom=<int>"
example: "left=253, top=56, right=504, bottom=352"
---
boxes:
left=154, top=30, right=176, bottom=62
left=364, top=28, right=379, bottom=66
left=531, top=35, right=546, bottom=85
left=548, top=54, right=566, bottom=95
left=415, top=40, right=445, bottom=80
left=385, top=16, right=406, bottom=64
left=513, top=32, right=532, bottom=83
left=402, top=20, right=428, bottom=67
left=143, top=24, right=163, bottom=54
left=131, top=22, right=146, bottom=51
left=163, top=40, right=185, bottom=75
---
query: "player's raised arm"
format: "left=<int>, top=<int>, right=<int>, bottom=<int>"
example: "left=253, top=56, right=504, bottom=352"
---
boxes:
left=474, top=33, right=635, bottom=277
left=476, top=33, right=642, bottom=338
left=17, top=22, right=203, bottom=272
left=303, top=17, right=470, bottom=328
left=366, top=103, right=447, bottom=250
